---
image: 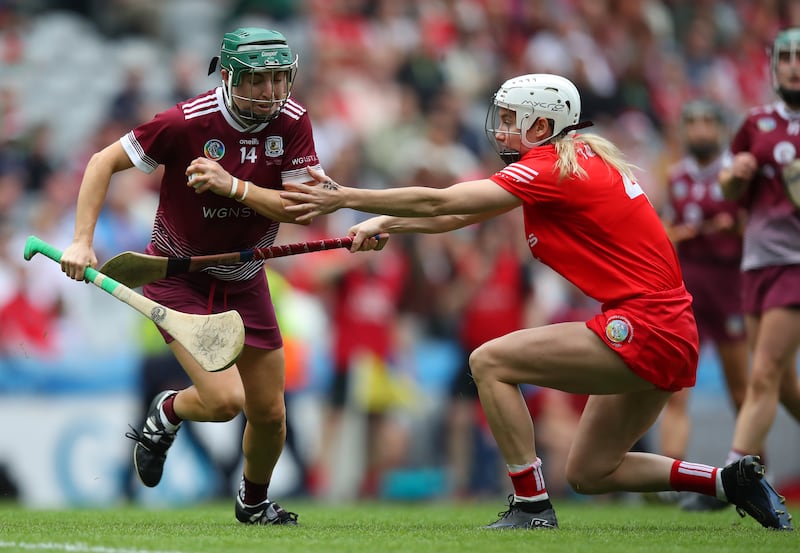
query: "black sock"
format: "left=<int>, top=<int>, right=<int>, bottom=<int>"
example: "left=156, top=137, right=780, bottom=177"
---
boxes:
left=516, top=498, right=553, bottom=514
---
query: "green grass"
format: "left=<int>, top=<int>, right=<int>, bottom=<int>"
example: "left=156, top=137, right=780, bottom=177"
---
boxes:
left=0, top=499, right=796, bottom=553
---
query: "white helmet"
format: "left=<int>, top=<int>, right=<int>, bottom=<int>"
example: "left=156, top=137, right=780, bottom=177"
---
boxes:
left=485, top=74, right=583, bottom=163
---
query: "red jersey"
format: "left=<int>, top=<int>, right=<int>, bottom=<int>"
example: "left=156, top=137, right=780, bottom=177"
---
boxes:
left=727, top=101, right=800, bottom=271
left=490, top=142, right=683, bottom=304
left=120, top=87, right=322, bottom=281
left=458, top=249, right=529, bottom=350
left=331, top=251, right=409, bottom=372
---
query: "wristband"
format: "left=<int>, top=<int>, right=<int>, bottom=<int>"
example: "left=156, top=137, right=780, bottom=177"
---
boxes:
left=238, top=180, right=250, bottom=202
left=229, top=176, right=239, bottom=198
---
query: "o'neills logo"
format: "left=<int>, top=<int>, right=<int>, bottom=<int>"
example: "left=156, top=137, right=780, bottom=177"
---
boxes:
left=605, top=315, right=633, bottom=346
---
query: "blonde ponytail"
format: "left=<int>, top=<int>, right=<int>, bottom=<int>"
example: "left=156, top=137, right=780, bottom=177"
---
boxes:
left=553, top=133, right=638, bottom=182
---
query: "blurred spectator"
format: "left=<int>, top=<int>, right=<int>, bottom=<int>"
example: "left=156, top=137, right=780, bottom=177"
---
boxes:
left=443, top=214, right=534, bottom=498
left=658, top=99, right=748, bottom=511
left=305, top=247, right=412, bottom=500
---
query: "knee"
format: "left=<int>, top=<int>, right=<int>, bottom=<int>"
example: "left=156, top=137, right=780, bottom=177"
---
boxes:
left=245, top=398, right=286, bottom=430
left=748, top=369, right=781, bottom=398
left=469, top=342, right=499, bottom=384
left=564, top=460, right=606, bottom=495
left=202, top=388, right=246, bottom=421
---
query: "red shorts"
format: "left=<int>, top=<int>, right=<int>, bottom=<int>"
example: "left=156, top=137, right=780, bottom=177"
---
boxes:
left=681, top=261, right=745, bottom=344
left=143, top=269, right=283, bottom=350
left=742, top=264, right=800, bottom=315
left=585, top=286, right=699, bottom=392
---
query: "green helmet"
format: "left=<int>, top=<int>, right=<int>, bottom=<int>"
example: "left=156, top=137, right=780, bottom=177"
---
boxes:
left=771, top=28, right=800, bottom=105
left=219, top=28, right=297, bottom=86
left=214, top=28, right=299, bottom=125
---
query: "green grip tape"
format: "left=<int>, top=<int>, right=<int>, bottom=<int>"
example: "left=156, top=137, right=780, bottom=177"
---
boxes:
left=23, top=235, right=120, bottom=294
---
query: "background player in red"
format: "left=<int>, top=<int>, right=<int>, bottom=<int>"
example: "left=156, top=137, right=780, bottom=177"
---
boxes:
left=60, top=28, right=321, bottom=525
left=659, top=99, right=748, bottom=511
left=719, top=28, right=800, bottom=476
left=280, top=73, right=792, bottom=531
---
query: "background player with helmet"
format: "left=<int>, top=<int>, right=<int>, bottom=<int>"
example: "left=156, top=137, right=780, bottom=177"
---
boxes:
left=60, top=27, right=322, bottom=525
left=718, top=28, right=800, bottom=478
left=279, top=73, right=792, bottom=530
left=658, top=99, right=749, bottom=512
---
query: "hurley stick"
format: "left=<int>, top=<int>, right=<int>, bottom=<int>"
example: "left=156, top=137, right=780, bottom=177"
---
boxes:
left=99, top=236, right=356, bottom=288
left=23, top=235, right=245, bottom=372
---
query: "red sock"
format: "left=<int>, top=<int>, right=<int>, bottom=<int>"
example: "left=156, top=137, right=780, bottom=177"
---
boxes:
left=241, top=475, right=269, bottom=506
left=509, top=459, right=547, bottom=500
left=669, top=460, right=718, bottom=496
left=161, top=393, right=182, bottom=426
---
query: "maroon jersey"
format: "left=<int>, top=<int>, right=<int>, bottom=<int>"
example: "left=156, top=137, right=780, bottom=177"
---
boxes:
left=727, top=102, right=800, bottom=271
left=664, top=155, right=742, bottom=264
left=120, top=87, right=322, bottom=281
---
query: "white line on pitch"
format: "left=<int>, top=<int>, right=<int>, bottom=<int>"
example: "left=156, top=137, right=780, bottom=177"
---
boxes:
left=0, top=542, right=191, bottom=553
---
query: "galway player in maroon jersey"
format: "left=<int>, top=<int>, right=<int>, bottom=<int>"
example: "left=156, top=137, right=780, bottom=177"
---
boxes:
left=61, top=28, right=328, bottom=525
left=659, top=99, right=748, bottom=512
left=719, top=28, right=800, bottom=486
left=280, top=74, right=792, bottom=530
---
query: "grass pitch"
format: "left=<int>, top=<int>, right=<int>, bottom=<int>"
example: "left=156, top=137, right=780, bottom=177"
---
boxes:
left=0, top=498, right=796, bottom=553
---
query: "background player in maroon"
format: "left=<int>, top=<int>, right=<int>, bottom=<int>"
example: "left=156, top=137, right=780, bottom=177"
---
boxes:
left=280, top=73, right=792, bottom=531
left=658, top=99, right=748, bottom=512
left=719, top=28, right=800, bottom=475
left=60, top=28, right=323, bottom=525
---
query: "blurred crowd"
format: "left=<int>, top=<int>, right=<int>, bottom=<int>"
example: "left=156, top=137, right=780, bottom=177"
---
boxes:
left=1, top=0, right=799, bottom=502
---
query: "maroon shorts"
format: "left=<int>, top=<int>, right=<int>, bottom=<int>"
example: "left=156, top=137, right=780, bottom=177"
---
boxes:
left=586, top=286, right=699, bottom=392
left=681, top=261, right=745, bottom=344
left=143, top=269, right=283, bottom=350
left=742, top=264, right=800, bottom=315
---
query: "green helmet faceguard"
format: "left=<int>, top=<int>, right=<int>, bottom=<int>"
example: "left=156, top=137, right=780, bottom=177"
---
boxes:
left=212, top=28, right=299, bottom=126
left=771, top=28, right=800, bottom=106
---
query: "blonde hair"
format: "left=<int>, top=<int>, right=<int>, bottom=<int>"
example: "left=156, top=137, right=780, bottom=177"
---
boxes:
left=553, top=133, right=637, bottom=182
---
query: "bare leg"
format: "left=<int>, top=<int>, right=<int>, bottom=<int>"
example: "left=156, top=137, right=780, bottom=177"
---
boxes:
left=717, top=340, right=749, bottom=412
left=779, top=351, right=800, bottom=422
left=566, top=391, right=673, bottom=494
left=470, top=322, right=660, bottom=465
left=659, top=388, right=690, bottom=459
left=169, top=340, right=245, bottom=421
left=733, top=308, right=800, bottom=453
left=236, top=346, right=287, bottom=485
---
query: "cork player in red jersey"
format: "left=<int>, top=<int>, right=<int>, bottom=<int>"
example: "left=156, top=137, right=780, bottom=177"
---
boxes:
left=719, top=28, right=800, bottom=484
left=280, top=74, right=792, bottom=530
left=60, top=28, right=329, bottom=525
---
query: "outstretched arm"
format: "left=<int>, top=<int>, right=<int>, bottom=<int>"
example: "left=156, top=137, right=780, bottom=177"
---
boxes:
left=281, top=167, right=521, bottom=223
left=346, top=209, right=513, bottom=251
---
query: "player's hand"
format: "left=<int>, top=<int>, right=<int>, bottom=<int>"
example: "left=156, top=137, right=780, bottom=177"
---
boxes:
left=185, top=158, right=237, bottom=198
left=730, top=152, right=757, bottom=181
left=348, top=217, right=391, bottom=252
left=281, top=167, right=346, bottom=223
left=61, top=241, right=97, bottom=281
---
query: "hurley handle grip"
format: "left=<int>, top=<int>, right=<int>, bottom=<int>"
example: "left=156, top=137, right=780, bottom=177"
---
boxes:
left=23, top=235, right=117, bottom=293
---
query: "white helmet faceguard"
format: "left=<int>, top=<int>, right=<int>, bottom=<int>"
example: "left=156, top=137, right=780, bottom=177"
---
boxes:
left=485, top=74, right=586, bottom=164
